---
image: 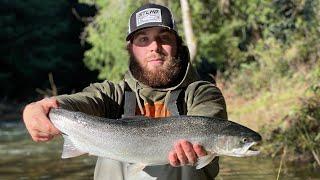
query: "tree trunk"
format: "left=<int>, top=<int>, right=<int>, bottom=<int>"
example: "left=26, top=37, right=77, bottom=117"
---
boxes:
left=180, top=0, right=197, bottom=62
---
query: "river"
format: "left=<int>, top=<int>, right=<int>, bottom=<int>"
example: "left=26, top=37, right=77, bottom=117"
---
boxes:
left=0, top=119, right=319, bottom=179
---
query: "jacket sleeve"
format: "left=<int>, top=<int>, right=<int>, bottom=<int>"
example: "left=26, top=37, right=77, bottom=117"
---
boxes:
left=185, top=81, right=228, bottom=119
left=55, top=80, right=124, bottom=118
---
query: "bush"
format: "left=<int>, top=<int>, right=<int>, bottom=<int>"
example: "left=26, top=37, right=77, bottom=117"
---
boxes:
left=261, top=67, right=320, bottom=166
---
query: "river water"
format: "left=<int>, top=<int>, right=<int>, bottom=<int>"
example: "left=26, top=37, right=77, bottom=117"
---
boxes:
left=1, top=120, right=319, bottom=179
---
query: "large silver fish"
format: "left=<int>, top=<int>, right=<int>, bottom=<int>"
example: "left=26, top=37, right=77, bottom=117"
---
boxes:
left=49, top=108, right=261, bottom=169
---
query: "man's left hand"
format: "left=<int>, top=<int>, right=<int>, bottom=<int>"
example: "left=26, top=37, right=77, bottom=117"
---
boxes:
left=168, top=139, right=207, bottom=167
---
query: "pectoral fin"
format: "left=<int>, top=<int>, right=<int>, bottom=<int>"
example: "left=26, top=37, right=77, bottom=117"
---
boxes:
left=61, top=135, right=86, bottom=158
left=195, top=152, right=217, bottom=169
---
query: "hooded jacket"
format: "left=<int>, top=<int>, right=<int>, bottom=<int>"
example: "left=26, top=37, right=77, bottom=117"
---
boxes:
left=56, top=56, right=227, bottom=179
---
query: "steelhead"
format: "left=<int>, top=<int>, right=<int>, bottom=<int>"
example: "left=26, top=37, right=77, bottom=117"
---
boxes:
left=49, top=108, right=262, bottom=169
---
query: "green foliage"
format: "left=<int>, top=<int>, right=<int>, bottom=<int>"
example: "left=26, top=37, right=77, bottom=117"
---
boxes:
left=188, top=0, right=249, bottom=72
left=262, top=84, right=320, bottom=166
left=220, top=0, right=320, bottom=97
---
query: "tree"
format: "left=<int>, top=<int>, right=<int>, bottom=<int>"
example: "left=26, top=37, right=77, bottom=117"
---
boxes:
left=180, top=0, right=197, bottom=62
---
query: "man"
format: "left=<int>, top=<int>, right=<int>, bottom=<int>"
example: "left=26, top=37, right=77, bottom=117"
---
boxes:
left=23, top=3, right=227, bottom=180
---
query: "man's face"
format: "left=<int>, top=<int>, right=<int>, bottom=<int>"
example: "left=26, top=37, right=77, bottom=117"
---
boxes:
left=129, top=27, right=183, bottom=88
left=131, top=27, right=177, bottom=72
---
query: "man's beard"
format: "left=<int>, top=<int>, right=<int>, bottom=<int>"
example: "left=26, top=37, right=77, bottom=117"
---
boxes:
left=129, top=53, right=184, bottom=88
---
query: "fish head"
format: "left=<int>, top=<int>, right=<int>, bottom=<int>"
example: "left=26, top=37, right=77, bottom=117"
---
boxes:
left=212, top=122, right=262, bottom=157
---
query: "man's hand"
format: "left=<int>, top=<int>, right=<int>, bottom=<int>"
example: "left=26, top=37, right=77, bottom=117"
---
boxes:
left=168, top=140, right=207, bottom=167
left=22, top=98, right=61, bottom=142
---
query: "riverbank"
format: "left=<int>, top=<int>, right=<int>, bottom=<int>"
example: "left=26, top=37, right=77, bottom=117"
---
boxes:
left=218, top=63, right=320, bottom=168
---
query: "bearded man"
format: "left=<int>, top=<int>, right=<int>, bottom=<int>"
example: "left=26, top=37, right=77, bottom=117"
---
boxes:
left=22, top=3, right=227, bottom=180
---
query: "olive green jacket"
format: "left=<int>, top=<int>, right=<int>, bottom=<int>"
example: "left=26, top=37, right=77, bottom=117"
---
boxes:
left=56, top=62, right=227, bottom=180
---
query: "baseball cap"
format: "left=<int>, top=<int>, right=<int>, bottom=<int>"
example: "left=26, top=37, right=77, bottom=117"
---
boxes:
left=126, top=3, right=178, bottom=41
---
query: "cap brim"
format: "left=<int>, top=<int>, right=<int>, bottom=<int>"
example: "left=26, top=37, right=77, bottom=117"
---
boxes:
left=126, top=25, right=177, bottom=41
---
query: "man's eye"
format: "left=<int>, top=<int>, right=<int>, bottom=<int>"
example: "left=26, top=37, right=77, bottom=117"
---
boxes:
left=139, top=37, right=148, bottom=42
left=160, top=35, right=171, bottom=42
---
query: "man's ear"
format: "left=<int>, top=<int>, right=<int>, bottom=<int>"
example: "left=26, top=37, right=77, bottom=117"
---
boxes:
left=126, top=42, right=132, bottom=51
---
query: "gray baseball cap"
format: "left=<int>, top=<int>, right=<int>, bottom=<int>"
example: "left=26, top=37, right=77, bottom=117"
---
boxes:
left=126, top=3, right=178, bottom=41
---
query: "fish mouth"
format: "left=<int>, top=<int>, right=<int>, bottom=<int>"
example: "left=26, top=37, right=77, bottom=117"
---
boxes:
left=231, top=142, right=260, bottom=157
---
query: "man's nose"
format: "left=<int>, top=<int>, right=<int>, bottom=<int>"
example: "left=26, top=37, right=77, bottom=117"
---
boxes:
left=148, top=39, right=161, bottom=52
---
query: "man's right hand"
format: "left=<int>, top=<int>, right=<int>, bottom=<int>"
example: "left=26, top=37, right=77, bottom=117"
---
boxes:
left=22, top=98, right=61, bottom=142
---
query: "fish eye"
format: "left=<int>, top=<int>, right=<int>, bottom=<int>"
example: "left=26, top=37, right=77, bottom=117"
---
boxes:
left=242, top=138, right=247, bottom=143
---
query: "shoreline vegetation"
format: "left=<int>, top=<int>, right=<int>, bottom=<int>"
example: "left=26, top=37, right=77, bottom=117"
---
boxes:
left=220, top=61, right=320, bottom=168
